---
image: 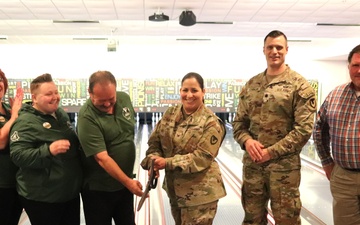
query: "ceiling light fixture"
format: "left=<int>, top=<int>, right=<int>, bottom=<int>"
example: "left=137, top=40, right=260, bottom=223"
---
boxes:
left=176, top=38, right=211, bottom=41
left=196, top=21, right=233, bottom=25
left=316, top=23, right=360, bottom=26
left=72, top=37, right=108, bottom=41
left=53, top=20, right=99, bottom=23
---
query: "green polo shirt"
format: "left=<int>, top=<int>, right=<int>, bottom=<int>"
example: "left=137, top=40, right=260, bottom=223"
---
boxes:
left=77, top=91, right=136, bottom=192
left=0, top=103, right=18, bottom=188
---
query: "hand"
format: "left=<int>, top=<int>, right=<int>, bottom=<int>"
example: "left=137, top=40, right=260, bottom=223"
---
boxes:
left=126, top=179, right=144, bottom=197
left=244, top=139, right=264, bottom=162
left=49, top=139, right=70, bottom=156
left=9, top=87, right=24, bottom=118
left=323, top=163, right=335, bottom=181
left=256, top=148, right=271, bottom=164
left=151, top=156, right=166, bottom=170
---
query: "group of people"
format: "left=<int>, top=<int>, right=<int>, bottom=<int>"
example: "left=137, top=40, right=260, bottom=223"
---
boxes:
left=0, top=29, right=358, bottom=225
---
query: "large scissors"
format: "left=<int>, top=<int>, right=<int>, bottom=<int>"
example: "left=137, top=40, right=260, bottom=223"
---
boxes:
left=137, top=158, right=158, bottom=211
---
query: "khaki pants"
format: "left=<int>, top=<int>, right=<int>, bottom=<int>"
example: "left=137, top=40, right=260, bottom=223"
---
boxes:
left=171, top=200, right=218, bottom=225
left=331, top=164, right=360, bottom=225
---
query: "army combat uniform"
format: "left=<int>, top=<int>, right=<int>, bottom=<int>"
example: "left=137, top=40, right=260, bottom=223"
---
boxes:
left=233, top=65, right=317, bottom=225
left=141, top=104, right=226, bottom=225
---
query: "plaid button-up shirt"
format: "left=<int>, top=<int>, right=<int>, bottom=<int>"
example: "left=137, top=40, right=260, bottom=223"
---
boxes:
left=313, top=82, right=360, bottom=169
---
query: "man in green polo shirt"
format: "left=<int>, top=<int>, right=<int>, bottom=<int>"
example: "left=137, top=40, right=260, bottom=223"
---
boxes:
left=77, top=70, right=143, bottom=225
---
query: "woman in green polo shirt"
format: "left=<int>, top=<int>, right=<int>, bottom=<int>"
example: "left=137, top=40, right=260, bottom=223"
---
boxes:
left=9, top=73, right=82, bottom=225
left=0, top=69, right=24, bottom=225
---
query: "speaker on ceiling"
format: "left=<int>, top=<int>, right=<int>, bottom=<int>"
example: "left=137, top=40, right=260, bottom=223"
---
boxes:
left=149, top=13, right=169, bottom=22
left=179, top=11, right=196, bottom=26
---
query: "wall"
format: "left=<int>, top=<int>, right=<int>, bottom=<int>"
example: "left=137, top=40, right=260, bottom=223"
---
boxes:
left=0, top=37, right=351, bottom=105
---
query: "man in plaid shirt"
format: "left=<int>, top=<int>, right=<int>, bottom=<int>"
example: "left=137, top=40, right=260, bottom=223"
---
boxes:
left=313, top=44, right=360, bottom=225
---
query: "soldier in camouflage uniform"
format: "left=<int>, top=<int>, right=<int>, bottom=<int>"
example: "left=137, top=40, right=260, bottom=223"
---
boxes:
left=232, top=30, right=317, bottom=225
left=141, top=72, right=226, bottom=225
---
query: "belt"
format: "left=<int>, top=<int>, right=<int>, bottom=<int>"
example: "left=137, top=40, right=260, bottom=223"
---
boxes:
left=343, top=168, right=360, bottom=172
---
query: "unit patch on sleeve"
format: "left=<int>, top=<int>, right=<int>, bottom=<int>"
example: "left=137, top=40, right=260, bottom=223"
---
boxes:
left=123, top=107, right=131, bottom=120
left=210, top=135, right=218, bottom=145
left=10, top=131, right=20, bottom=142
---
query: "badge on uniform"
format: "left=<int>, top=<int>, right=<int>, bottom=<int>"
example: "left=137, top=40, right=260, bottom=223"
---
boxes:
left=43, top=122, right=51, bottom=129
left=123, top=107, right=131, bottom=120
left=210, top=135, right=218, bottom=145
left=10, top=131, right=20, bottom=142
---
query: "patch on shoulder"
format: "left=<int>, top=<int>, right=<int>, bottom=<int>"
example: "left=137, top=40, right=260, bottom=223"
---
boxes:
left=10, top=131, right=20, bottom=142
left=310, top=98, right=316, bottom=109
left=210, top=135, right=218, bottom=145
left=123, top=107, right=131, bottom=120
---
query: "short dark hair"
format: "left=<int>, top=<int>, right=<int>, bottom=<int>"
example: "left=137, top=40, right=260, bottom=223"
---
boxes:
left=0, top=69, right=9, bottom=94
left=348, top=44, right=360, bottom=63
left=30, top=73, right=53, bottom=94
left=88, top=70, right=117, bottom=94
left=264, top=30, right=288, bottom=43
left=181, top=72, right=204, bottom=89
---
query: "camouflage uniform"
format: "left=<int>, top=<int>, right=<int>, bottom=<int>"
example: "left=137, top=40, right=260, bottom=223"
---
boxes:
left=141, top=104, right=226, bottom=225
left=232, top=65, right=317, bottom=225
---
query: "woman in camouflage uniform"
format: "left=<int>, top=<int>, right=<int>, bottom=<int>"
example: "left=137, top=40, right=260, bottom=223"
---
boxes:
left=141, top=72, right=226, bottom=225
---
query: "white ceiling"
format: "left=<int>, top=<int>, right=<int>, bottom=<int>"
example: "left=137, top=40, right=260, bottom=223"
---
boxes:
left=0, top=0, right=359, bottom=47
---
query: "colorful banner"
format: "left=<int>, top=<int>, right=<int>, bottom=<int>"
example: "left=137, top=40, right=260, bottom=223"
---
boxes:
left=56, top=79, right=88, bottom=112
left=4, top=78, right=316, bottom=113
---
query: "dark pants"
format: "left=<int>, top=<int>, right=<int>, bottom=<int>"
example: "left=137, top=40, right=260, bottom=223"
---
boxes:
left=20, top=195, right=80, bottom=225
left=0, top=188, right=23, bottom=225
left=81, top=188, right=135, bottom=225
